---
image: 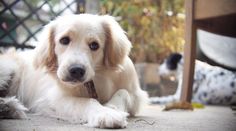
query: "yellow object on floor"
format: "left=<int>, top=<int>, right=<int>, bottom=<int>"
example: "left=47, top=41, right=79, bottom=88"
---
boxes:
left=192, top=102, right=205, bottom=109
left=163, top=101, right=194, bottom=111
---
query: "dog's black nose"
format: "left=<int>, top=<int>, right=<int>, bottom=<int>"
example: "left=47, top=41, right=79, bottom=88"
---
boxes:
left=68, top=65, right=85, bottom=81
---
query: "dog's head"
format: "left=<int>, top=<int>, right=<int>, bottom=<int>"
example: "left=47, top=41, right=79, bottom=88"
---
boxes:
left=158, top=53, right=183, bottom=77
left=34, top=14, right=131, bottom=87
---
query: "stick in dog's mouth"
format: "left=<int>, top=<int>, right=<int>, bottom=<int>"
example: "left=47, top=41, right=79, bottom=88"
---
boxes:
left=84, top=80, right=98, bottom=99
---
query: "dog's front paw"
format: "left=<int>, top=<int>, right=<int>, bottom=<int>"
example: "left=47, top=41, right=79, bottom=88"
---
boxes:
left=0, top=97, right=28, bottom=119
left=87, top=107, right=128, bottom=128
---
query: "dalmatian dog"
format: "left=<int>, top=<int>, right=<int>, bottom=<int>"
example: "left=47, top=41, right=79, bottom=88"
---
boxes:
left=150, top=53, right=236, bottom=105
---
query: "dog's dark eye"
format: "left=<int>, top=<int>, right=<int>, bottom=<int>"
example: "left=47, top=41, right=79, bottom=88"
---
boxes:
left=89, top=41, right=99, bottom=51
left=60, top=36, right=70, bottom=45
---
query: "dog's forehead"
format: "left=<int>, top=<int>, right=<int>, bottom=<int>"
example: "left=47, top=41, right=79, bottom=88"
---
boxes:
left=54, top=15, right=104, bottom=36
left=56, top=15, right=102, bottom=27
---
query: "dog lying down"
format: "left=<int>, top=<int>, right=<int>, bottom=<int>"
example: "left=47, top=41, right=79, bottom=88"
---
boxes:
left=150, top=53, right=236, bottom=105
left=0, top=14, right=148, bottom=128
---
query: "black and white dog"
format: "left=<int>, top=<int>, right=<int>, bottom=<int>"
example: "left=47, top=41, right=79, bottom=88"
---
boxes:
left=150, top=53, right=236, bottom=105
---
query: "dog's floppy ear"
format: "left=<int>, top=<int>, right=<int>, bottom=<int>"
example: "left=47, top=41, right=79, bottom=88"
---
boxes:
left=33, top=21, right=57, bottom=73
left=102, top=15, right=132, bottom=68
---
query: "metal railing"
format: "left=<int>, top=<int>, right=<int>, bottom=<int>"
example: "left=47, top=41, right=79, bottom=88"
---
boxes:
left=0, top=0, right=84, bottom=50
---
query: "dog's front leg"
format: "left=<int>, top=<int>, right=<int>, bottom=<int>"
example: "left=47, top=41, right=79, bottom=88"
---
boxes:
left=50, top=97, right=128, bottom=128
left=104, top=89, right=131, bottom=113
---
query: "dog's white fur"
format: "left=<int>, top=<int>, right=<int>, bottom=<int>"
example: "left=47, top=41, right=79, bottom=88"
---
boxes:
left=0, top=14, right=148, bottom=128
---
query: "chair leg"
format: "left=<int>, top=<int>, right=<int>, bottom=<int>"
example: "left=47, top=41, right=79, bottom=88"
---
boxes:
left=180, top=0, right=196, bottom=102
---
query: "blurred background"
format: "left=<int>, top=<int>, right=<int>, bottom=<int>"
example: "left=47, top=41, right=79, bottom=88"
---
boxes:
left=100, top=0, right=185, bottom=63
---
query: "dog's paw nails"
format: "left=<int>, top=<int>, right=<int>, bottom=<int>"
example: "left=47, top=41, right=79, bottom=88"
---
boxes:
left=87, top=108, right=128, bottom=128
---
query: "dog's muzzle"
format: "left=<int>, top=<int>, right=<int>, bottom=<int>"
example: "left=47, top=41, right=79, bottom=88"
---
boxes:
left=66, top=64, right=86, bottom=82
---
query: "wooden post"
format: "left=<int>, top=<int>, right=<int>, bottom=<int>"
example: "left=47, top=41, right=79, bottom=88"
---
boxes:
left=180, top=0, right=196, bottom=102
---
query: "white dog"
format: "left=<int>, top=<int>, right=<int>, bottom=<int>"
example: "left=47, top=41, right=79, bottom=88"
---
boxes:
left=0, top=14, right=148, bottom=128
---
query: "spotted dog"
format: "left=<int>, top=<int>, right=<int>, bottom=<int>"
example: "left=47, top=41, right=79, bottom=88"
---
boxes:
left=150, top=53, right=236, bottom=105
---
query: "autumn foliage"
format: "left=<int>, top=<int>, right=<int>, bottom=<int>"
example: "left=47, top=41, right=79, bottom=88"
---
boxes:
left=100, top=0, right=185, bottom=63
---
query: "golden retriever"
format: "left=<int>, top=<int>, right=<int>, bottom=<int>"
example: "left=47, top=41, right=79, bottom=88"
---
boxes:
left=0, top=14, right=148, bottom=128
